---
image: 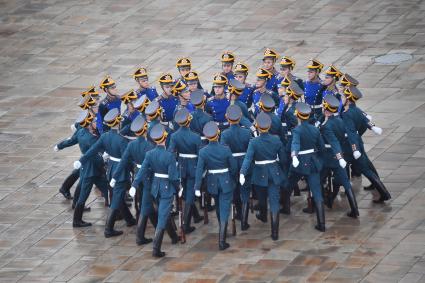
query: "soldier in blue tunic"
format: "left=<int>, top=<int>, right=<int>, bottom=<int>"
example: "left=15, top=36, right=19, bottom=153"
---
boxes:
left=321, top=95, right=359, bottom=217
left=262, top=48, right=280, bottom=93
left=277, top=56, right=304, bottom=90
left=322, top=65, right=343, bottom=113
left=221, top=105, right=253, bottom=230
left=233, top=62, right=255, bottom=107
left=228, top=79, right=254, bottom=130
left=252, top=68, right=277, bottom=115
left=258, top=94, right=283, bottom=140
left=194, top=122, right=237, bottom=250
left=172, top=79, right=195, bottom=114
left=75, top=109, right=137, bottom=237
left=276, top=75, right=292, bottom=118
left=184, top=71, right=207, bottom=96
left=119, top=90, right=139, bottom=138
left=156, top=73, right=179, bottom=124
left=56, top=110, right=110, bottom=227
left=97, top=76, right=122, bottom=134
left=206, top=74, right=230, bottom=130
left=221, top=51, right=235, bottom=81
left=138, top=124, right=180, bottom=257
left=168, top=108, right=203, bottom=233
left=176, top=57, right=192, bottom=83
left=133, top=67, right=158, bottom=101
left=341, top=86, right=391, bottom=203
left=304, top=59, right=325, bottom=123
left=240, top=113, right=287, bottom=240
left=289, top=103, right=327, bottom=232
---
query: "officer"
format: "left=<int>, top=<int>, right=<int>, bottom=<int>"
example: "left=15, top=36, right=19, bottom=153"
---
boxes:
left=240, top=112, right=287, bottom=240
left=168, top=108, right=202, bottom=233
left=189, top=90, right=213, bottom=140
left=97, top=76, right=122, bottom=134
left=322, top=65, right=343, bottom=113
left=55, top=110, right=110, bottom=227
left=320, top=95, right=359, bottom=217
left=74, top=109, right=136, bottom=238
left=156, top=73, right=179, bottom=123
left=341, top=86, right=391, bottom=203
left=206, top=74, right=230, bottom=130
left=194, top=121, right=237, bottom=250
left=262, top=48, right=280, bottom=92
left=288, top=102, right=327, bottom=232
left=176, top=57, right=192, bottom=83
left=233, top=62, right=255, bottom=107
left=304, top=59, right=325, bottom=123
left=184, top=71, right=207, bottom=96
left=119, top=90, right=139, bottom=138
left=221, top=105, right=252, bottom=230
left=252, top=68, right=276, bottom=115
left=221, top=51, right=236, bottom=81
left=133, top=67, right=158, bottom=101
left=138, top=123, right=180, bottom=257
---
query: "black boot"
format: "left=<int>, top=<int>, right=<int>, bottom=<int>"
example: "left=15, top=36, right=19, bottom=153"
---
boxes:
left=219, top=221, right=230, bottom=250
left=73, top=203, right=91, bottom=227
left=280, top=190, right=291, bottom=215
left=152, top=228, right=166, bottom=257
left=369, top=174, right=391, bottom=203
left=149, top=212, right=158, bottom=228
left=120, top=203, right=136, bottom=227
left=346, top=189, right=359, bottom=218
left=271, top=212, right=279, bottom=241
left=71, top=203, right=91, bottom=212
left=256, top=206, right=267, bottom=223
left=314, top=201, right=326, bottom=232
left=241, top=202, right=250, bottom=231
left=363, top=183, right=375, bottom=191
left=166, top=218, right=180, bottom=244
left=136, top=215, right=152, bottom=245
left=302, top=197, right=315, bottom=214
left=293, top=183, right=301, bottom=196
left=59, top=170, right=79, bottom=200
left=192, top=204, right=204, bottom=224
left=104, top=209, right=123, bottom=238
left=183, top=205, right=195, bottom=234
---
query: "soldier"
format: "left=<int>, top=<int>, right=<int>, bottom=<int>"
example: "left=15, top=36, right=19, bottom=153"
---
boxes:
left=240, top=112, right=287, bottom=240
left=221, top=51, right=236, bottom=81
left=194, top=121, right=237, bottom=250
left=144, top=100, right=172, bottom=146
left=221, top=105, right=252, bottom=230
left=278, top=56, right=303, bottom=90
left=119, top=90, right=139, bottom=138
left=228, top=79, right=254, bottom=129
left=55, top=110, right=110, bottom=227
left=321, top=95, right=359, bottom=217
left=288, top=103, right=327, bottom=232
left=133, top=94, right=150, bottom=119
left=133, top=67, right=158, bottom=101
left=74, top=109, right=136, bottom=238
left=138, top=123, right=180, bottom=257
left=168, top=108, right=203, bottom=233
left=97, top=76, right=122, bottom=134
left=189, top=90, right=213, bottom=139
left=233, top=62, right=255, bottom=107
left=252, top=68, right=276, bottom=115
left=276, top=75, right=292, bottom=118
left=172, top=79, right=195, bottom=114
left=304, top=59, right=325, bottom=123
left=156, top=73, right=179, bottom=124
left=322, top=65, right=343, bottom=113
left=176, top=57, right=192, bottom=83
left=262, top=48, right=280, bottom=93
left=258, top=94, right=283, bottom=139
left=341, top=86, right=391, bottom=203
left=184, top=71, right=207, bottom=96
left=206, top=74, right=230, bottom=130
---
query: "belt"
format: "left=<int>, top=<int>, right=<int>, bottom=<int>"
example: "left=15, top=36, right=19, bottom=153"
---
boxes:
left=154, top=173, right=169, bottom=178
left=179, top=153, right=197, bottom=158
left=312, top=104, right=322, bottom=109
left=109, top=156, right=121, bottom=162
left=281, top=122, right=287, bottom=127
left=136, top=164, right=141, bottom=168
left=124, top=136, right=137, bottom=140
left=325, top=144, right=331, bottom=148
left=208, top=168, right=229, bottom=174
left=232, top=152, right=246, bottom=157
left=255, top=159, right=276, bottom=165
left=299, top=149, right=315, bottom=155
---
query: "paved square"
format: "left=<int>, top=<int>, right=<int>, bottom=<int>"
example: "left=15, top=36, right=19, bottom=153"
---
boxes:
left=1, top=0, right=425, bottom=282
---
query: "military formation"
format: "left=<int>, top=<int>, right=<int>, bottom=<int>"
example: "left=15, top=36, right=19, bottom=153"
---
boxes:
left=54, top=48, right=391, bottom=257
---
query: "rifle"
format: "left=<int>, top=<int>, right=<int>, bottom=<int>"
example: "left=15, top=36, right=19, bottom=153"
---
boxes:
left=178, top=187, right=186, bottom=244
left=231, top=203, right=236, bottom=236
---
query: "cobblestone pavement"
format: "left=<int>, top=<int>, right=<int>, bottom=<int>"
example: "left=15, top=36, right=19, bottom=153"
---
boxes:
left=0, top=0, right=425, bottom=282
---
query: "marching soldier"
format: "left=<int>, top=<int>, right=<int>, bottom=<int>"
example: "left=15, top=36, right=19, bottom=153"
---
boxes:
left=221, top=105, right=253, bottom=230
left=277, top=56, right=303, bottom=90
left=144, top=100, right=173, bottom=147
left=189, top=90, right=213, bottom=139
left=321, top=95, right=359, bottom=217
left=138, top=123, right=180, bottom=257
left=262, top=48, right=280, bottom=92
left=322, top=65, right=343, bottom=113
left=341, top=86, right=391, bottom=203
left=55, top=110, right=110, bottom=227
left=156, top=73, right=179, bottom=123
left=133, top=94, right=150, bottom=119
left=168, top=108, right=203, bottom=233
left=75, top=109, right=136, bottom=238
left=133, top=67, right=158, bottom=101
left=276, top=75, right=292, bottom=118
left=173, top=79, right=195, bottom=114
left=221, top=51, right=236, bottom=81
left=97, top=76, right=122, bottom=134
left=206, top=74, right=230, bottom=130
left=176, top=57, right=192, bottom=83
left=228, top=79, right=253, bottom=129
left=252, top=68, right=276, bottom=115
left=233, top=62, right=255, bottom=107
left=194, top=121, right=237, bottom=250
left=258, top=94, right=283, bottom=139
left=288, top=103, right=327, bottom=232
left=240, top=112, right=287, bottom=240
left=184, top=71, right=207, bottom=96
left=304, top=59, right=325, bottom=123
left=119, top=90, right=139, bottom=138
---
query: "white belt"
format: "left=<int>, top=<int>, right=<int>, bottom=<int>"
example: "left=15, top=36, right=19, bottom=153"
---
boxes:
left=136, top=164, right=141, bottom=168
left=312, top=104, right=322, bottom=109
left=201, top=136, right=207, bottom=140
left=299, top=149, right=315, bottom=155
left=179, top=153, right=197, bottom=158
left=208, top=168, right=229, bottom=174
left=154, top=173, right=169, bottom=178
left=325, top=144, right=331, bottom=148
left=255, top=159, right=276, bottom=165
left=232, top=152, right=246, bottom=157
left=281, top=123, right=287, bottom=127
left=124, top=136, right=137, bottom=140
left=109, top=156, right=121, bottom=162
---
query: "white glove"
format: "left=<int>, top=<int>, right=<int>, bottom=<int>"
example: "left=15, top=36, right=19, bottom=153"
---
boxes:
left=178, top=187, right=183, bottom=198
left=53, top=145, right=59, bottom=152
left=353, top=150, right=361, bottom=160
left=239, top=174, right=245, bottom=185
left=315, top=121, right=321, bottom=128
left=339, top=158, right=347, bottom=169
left=371, top=126, right=382, bottom=135
left=129, top=186, right=136, bottom=197
left=73, top=160, right=81, bottom=169
left=366, top=114, right=372, bottom=121
left=70, top=124, right=77, bottom=132
left=292, top=156, right=300, bottom=168
left=109, top=178, right=116, bottom=188
left=102, top=152, right=109, bottom=162
left=195, top=190, right=201, bottom=197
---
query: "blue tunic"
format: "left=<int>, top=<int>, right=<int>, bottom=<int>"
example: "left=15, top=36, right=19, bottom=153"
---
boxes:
left=96, top=98, right=121, bottom=134
left=157, top=94, right=179, bottom=122
left=206, top=97, right=230, bottom=123
left=136, top=87, right=158, bottom=101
